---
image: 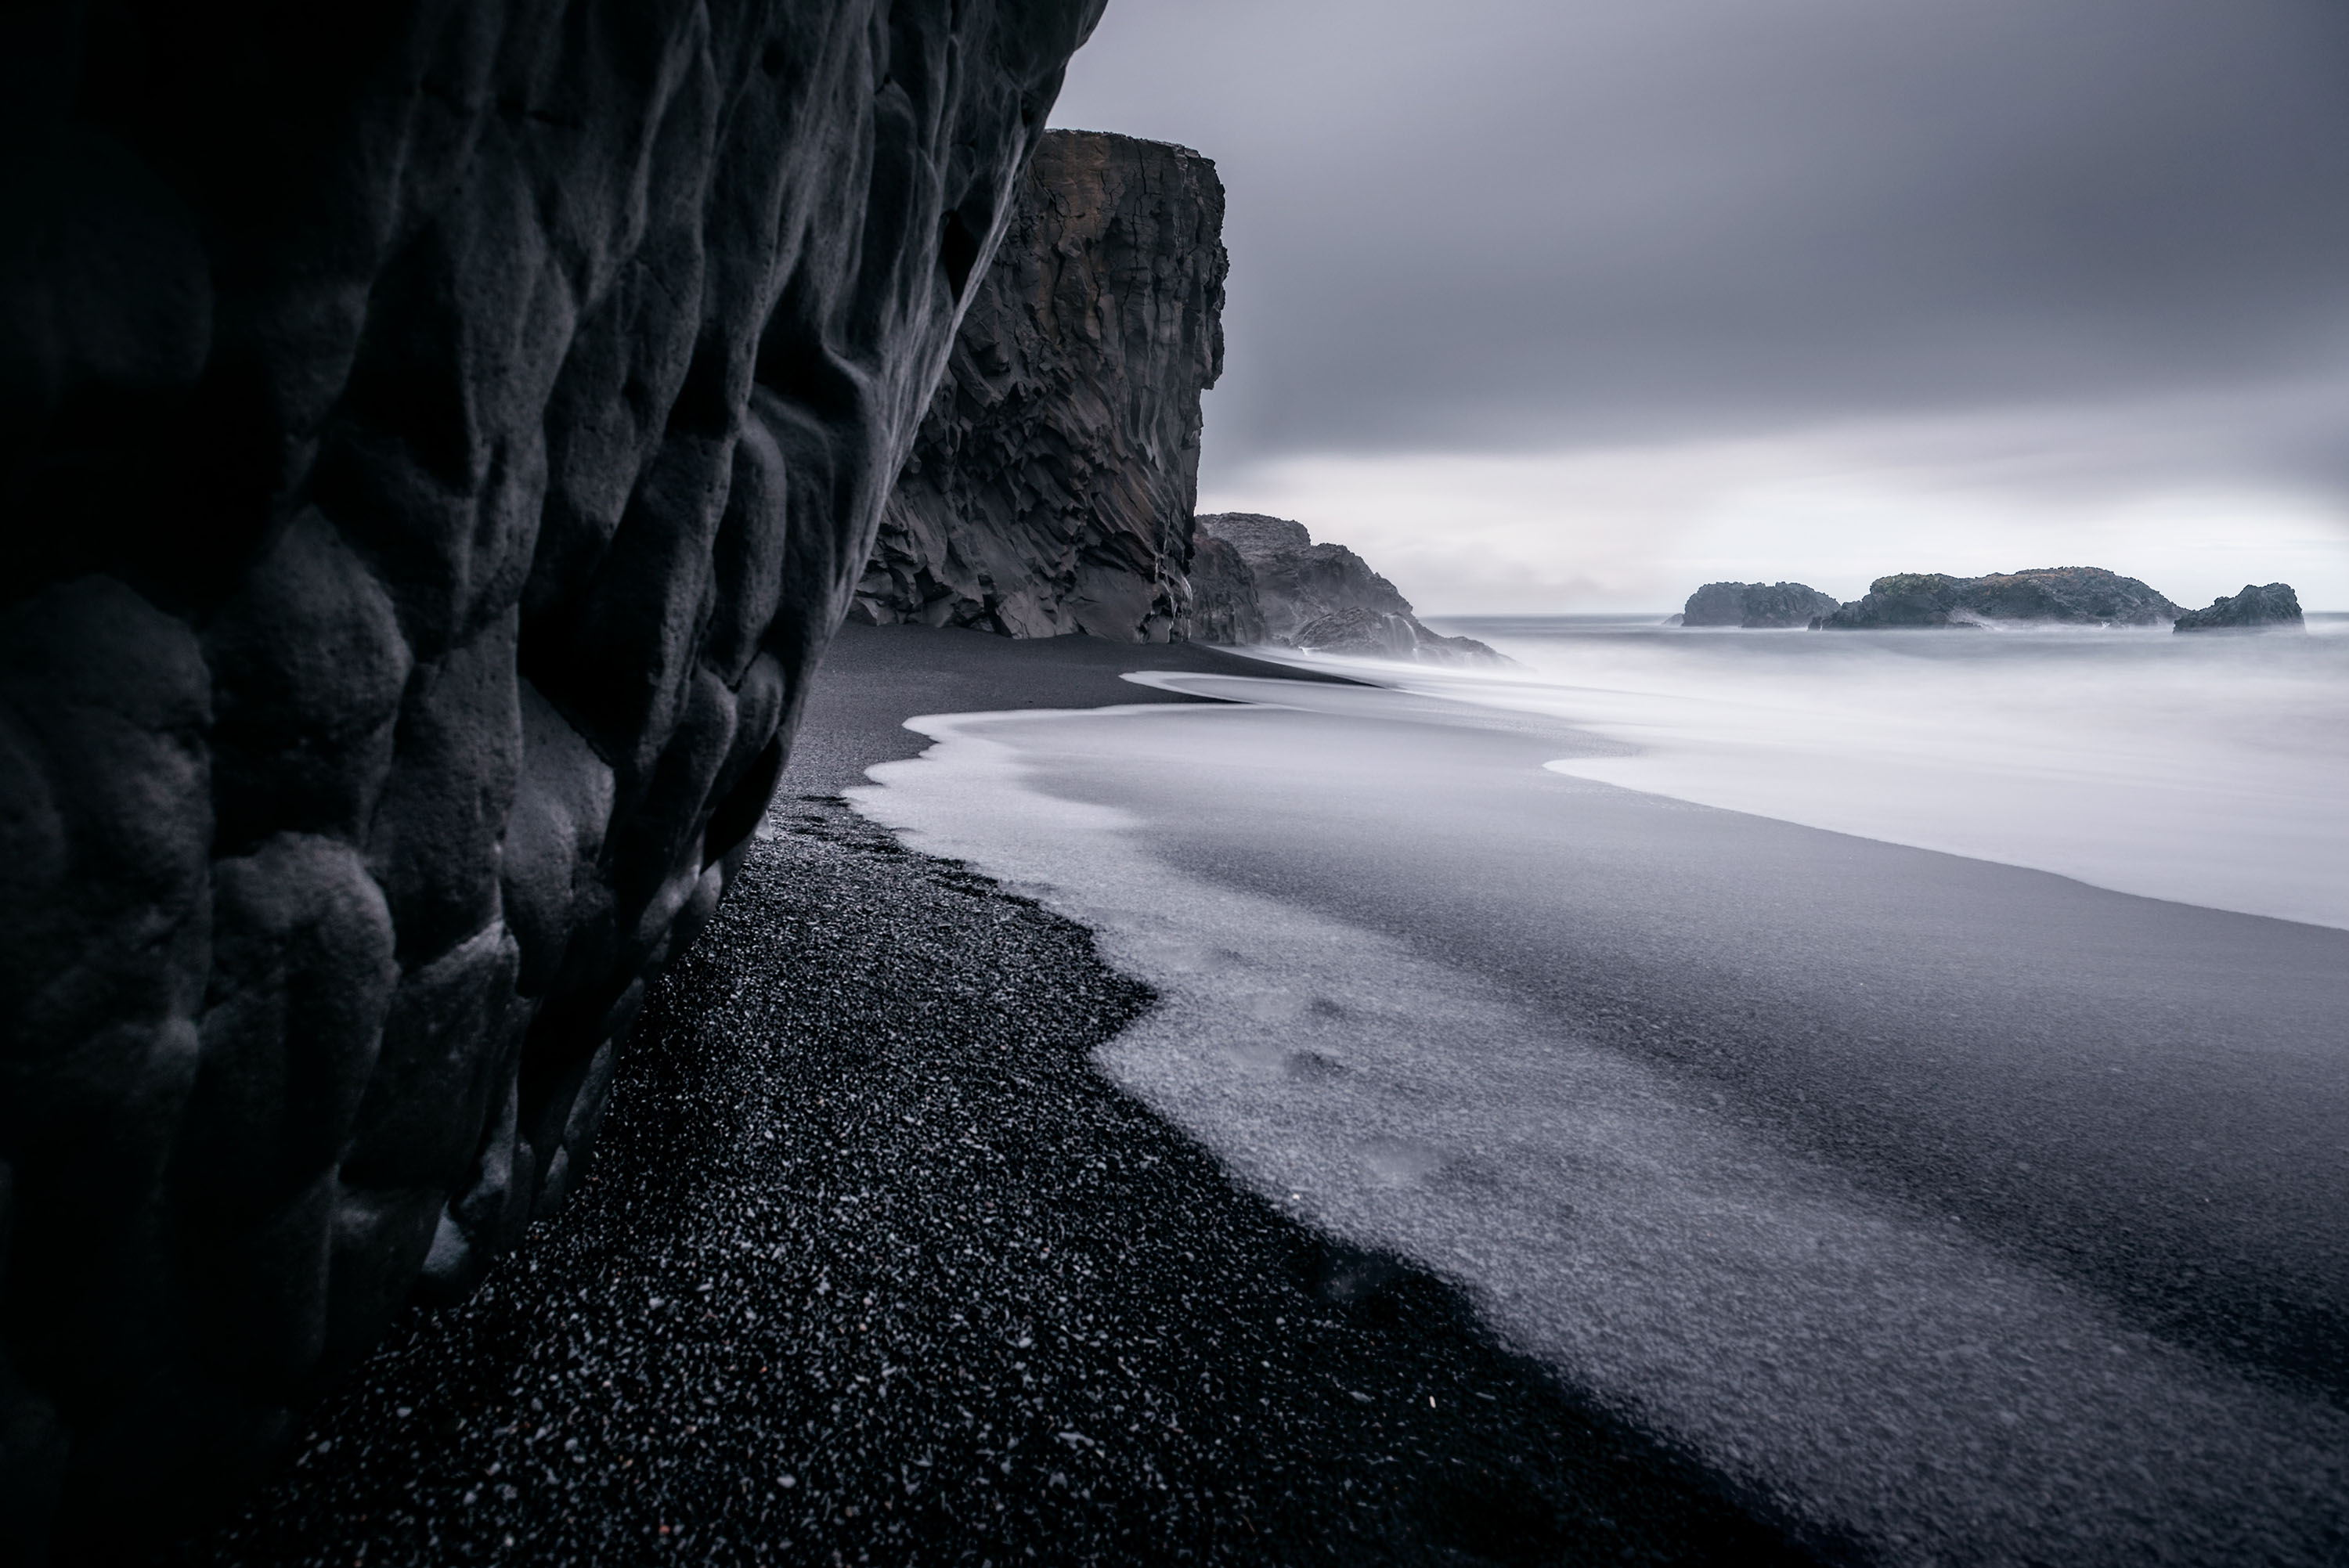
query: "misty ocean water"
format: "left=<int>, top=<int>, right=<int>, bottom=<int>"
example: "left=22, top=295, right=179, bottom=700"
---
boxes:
left=849, top=623, right=2349, bottom=1564
left=1416, top=614, right=2349, bottom=929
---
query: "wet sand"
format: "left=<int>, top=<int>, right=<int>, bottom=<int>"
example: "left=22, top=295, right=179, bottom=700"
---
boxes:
left=781, top=622, right=1371, bottom=794
left=852, top=669, right=2349, bottom=1563
left=171, top=626, right=1809, bottom=1566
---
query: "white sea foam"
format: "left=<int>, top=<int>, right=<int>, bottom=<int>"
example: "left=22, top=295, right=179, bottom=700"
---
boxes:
left=850, top=697, right=2349, bottom=1565
left=1312, top=614, right=2349, bottom=928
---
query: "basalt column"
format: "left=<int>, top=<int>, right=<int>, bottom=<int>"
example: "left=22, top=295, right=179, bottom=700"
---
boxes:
left=853, top=131, right=1229, bottom=641
left=0, top=0, right=1102, bottom=1554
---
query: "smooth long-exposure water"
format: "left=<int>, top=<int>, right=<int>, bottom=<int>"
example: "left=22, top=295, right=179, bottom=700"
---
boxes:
left=1412, top=614, right=2349, bottom=928
left=850, top=619, right=2349, bottom=1564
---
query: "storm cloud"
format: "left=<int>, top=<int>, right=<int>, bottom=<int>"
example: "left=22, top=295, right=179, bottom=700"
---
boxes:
left=1050, top=0, right=2349, bottom=607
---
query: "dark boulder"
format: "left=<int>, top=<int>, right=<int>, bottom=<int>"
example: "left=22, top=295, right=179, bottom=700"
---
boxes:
left=2174, top=583, right=2304, bottom=633
left=1813, top=568, right=2181, bottom=629
left=1291, top=607, right=1509, bottom=665
left=0, top=0, right=1100, bottom=1554
left=1681, top=582, right=1841, bottom=629
left=853, top=132, right=1229, bottom=642
left=1294, top=607, right=1422, bottom=660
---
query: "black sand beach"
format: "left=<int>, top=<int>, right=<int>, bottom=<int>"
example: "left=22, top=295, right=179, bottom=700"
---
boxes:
left=780, top=624, right=1373, bottom=795
left=849, top=665, right=2349, bottom=1562
left=167, top=627, right=1811, bottom=1566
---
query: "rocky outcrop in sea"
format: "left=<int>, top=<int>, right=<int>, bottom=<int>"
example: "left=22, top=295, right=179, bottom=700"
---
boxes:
left=853, top=132, right=1229, bottom=642
left=1811, top=568, right=2182, bottom=629
left=1193, top=514, right=1506, bottom=664
left=0, top=0, right=1099, bottom=1553
left=2174, top=583, right=2304, bottom=633
left=1681, top=582, right=1842, bottom=629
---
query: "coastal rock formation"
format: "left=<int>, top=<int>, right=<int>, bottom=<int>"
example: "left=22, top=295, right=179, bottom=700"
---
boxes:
left=852, top=132, right=1229, bottom=641
left=1192, top=514, right=1505, bottom=665
left=1813, top=568, right=2181, bottom=629
left=1290, top=607, right=1506, bottom=664
left=0, top=0, right=1099, bottom=1555
left=2174, top=583, right=2304, bottom=632
left=1187, top=534, right=1268, bottom=645
left=1682, top=582, right=1841, bottom=629
left=1197, top=513, right=1409, bottom=639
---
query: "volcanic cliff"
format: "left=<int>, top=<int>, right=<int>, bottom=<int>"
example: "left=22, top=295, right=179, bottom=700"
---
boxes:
left=0, top=1, right=1099, bottom=1554
left=852, top=131, right=1229, bottom=641
left=1194, top=514, right=1505, bottom=664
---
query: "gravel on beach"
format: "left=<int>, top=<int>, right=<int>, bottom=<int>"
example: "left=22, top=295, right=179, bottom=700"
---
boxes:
left=171, top=784, right=1810, bottom=1566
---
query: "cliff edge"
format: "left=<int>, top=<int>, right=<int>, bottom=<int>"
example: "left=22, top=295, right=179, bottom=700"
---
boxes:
left=0, top=2, right=1099, bottom=1553
left=1195, top=514, right=1505, bottom=664
left=853, top=132, right=1229, bottom=641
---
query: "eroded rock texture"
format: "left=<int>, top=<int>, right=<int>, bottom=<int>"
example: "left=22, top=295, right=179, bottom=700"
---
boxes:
left=1813, top=568, right=2181, bottom=629
left=0, top=1, right=1099, bottom=1555
left=1681, top=581, right=1840, bottom=629
left=1196, top=512, right=1409, bottom=642
left=1288, top=607, right=1507, bottom=665
left=2174, top=582, right=2304, bottom=632
left=1194, top=513, right=1505, bottom=664
left=852, top=131, right=1229, bottom=641
left=1186, top=533, right=1266, bottom=646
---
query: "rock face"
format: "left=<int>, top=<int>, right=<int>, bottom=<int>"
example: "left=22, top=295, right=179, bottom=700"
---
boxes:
left=2174, top=583, right=2304, bottom=632
left=1682, top=582, right=1841, bottom=629
left=1813, top=568, right=2181, bottom=629
left=1198, top=513, right=1411, bottom=640
left=1187, top=534, right=1268, bottom=646
left=1289, top=607, right=1510, bottom=664
left=1193, top=514, right=1506, bottom=664
left=852, top=132, right=1228, bottom=642
left=0, top=1, right=1099, bottom=1555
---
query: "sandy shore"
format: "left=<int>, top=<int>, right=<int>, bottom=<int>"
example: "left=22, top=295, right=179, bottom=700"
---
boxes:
left=846, top=659, right=2349, bottom=1563
left=170, top=626, right=1808, bottom=1565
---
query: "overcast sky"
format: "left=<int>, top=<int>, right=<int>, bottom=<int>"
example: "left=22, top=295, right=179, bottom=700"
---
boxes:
left=1048, top=0, right=2349, bottom=611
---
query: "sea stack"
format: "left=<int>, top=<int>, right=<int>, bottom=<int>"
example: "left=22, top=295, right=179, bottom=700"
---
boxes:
left=2173, top=583, right=2304, bottom=632
left=853, top=132, right=1230, bottom=642
left=0, top=1, right=1102, bottom=1552
left=1680, top=582, right=1842, bottom=629
left=1812, top=568, right=2181, bottom=629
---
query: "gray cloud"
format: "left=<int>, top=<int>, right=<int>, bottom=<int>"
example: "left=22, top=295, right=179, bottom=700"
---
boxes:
left=1050, top=0, right=2349, bottom=489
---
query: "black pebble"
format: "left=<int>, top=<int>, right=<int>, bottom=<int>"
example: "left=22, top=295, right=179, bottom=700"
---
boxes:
left=170, top=799, right=1818, bottom=1566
